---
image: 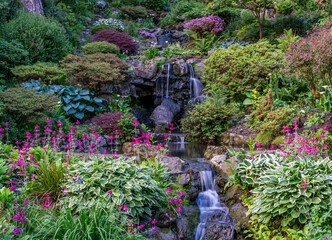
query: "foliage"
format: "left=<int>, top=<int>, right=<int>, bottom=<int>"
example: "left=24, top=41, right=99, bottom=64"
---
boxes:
left=159, top=0, right=207, bottom=28
left=107, top=93, right=132, bottom=114
left=1, top=10, right=71, bottom=63
left=143, top=0, right=168, bottom=11
left=25, top=149, right=68, bottom=203
left=117, top=114, right=139, bottom=142
left=0, top=39, right=29, bottom=78
left=120, top=6, right=148, bottom=19
left=212, top=40, right=249, bottom=50
left=144, top=48, right=160, bottom=60
left=181, top=89, right=237, bottom=144
left=277, top=29, right=301, bottom=52
left=90, top=24, right=111, bottom=35
left=11, top=62, right=65, bottom=84
left=285, top=23, right=332, bottom=99
left=61, top=53, right=128, bottom=93
left=0, top=158, right=10, bottom=188
left=184, top=15, right=226, bottom=37
left=236, top=153, right=332, bottom=226
left=32, top=202, right=147, bottom=240
left=0, top=87, right=58, bottom=123
left=203, top=40, right=284, bottom=101
left=316, top=86, right=332, bottom=113
left=60, top=156, right=170, bottom=217
left=91, top=29, right=139, bottom=55
left=82, top=41, right=120, bottom=55
left=187, top=32, right=221, bottom=56
left=272, top=15, right=308, bottom=36
left=24, top=80, right=106, bottom=120
left=93, top=18, right=125, bottom=32
left=275, top=0, right=297, bottom=14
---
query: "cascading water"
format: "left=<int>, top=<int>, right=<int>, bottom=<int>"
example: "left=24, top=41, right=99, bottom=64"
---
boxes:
left=195, top=171, right=235, bottom=240
left=165, top=63, right=171, bottom=98
left=189, top=64, right=204, bottom=101
left=156, top=63, right=172, bottom=100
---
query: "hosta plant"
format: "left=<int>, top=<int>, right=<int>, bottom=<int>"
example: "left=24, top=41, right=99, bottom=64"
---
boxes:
left=24, top=80, right=106, bottom=120
left=60, top=156, right=171, bottom=217
left=236, top=154, right=332, bottom=226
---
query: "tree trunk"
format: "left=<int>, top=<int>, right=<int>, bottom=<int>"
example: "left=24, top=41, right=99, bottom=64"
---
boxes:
left=21, top=0, right=44, bottom=15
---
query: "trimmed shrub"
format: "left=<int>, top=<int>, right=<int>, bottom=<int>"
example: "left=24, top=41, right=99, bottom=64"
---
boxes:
left=91, top=29, right=139, bottom=55
left=0, top=39, right=29, bottom=78
left=11, top=62, right=64, bottom=84
left=275, top=0, right=297, bottom=14
left=93, top=18, right=125, bottom=32
left=82, top=41, right=120, bottom=55
left=61, top=53, right=129, bottom=92
left=0, top=87, right=58, bottom=123
left=1, top=10, right=71, bottom=63
left=143, top=0, right=168, bottom=11
left=90, top=24, right=111, bottom=35
left=203, top=40, right=284, bottom=101
left=120, top=5, right=148, bottom=19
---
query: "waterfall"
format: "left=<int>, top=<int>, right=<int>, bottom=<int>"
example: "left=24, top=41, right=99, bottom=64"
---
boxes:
left=165, top=63, right=171, bottom=98
left=157, top=63, right=172, bottom=100
left=195, top=171, right=234, bottom=240
left=189, top=64, right=204, bottom=101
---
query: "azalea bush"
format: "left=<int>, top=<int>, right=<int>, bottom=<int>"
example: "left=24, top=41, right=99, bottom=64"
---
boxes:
left=184, top=15, right=226, bottom=37
left=60, top=156, right=171, bottom=217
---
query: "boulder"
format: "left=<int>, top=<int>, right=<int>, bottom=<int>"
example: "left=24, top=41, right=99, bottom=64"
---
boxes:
left=204, top=146, right=225, bottom=160
left=143, top=228, right=177, bottom=240
left=225, top=184, right=245, bottom=204
left=130, top=60, right=158, bottom=80
left=157, top=31, right=175, bottom=47
left=156, top=209, right=177, bottom=227
left=173, top=59, right=188, bottom=76
left=96, top=0, right=107, bottom=8
left=150, top=98, right=181, bottom=126
left=178, top=173, right=190, bottom=185
left=176, top=205, right=200, bottom=239
left=161, top=156, right=183, bottom=173
left=211, top=156, right=240, bottom=181
left=122, top=142, right=149, bottom=160
left=229, top=203, right=250, bottom=227
left=203, top=222, right=235, bottom=240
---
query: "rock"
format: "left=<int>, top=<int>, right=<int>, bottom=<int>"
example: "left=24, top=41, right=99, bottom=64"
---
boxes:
left=150, top=98, right=181, bottom=126
left=161, top=156, right=183, bottom=173
left=225, top=184, right=245, bottom=204
left=176, top=205, right=200, bottom=239
left=157, top=31, right=175, bottom=48
left=143, top=228, right=177, bottom=240
left=122, top=142, right=149, bottom=160
left=229, top=203, right=250, bottom=227
left=156, top=209, right=177, bottom=227
left=171, top=30, right=186, bottom=39
left=211, top=156, right=240, bottom=181
left=204, top=222, right=235, bottom=240
left=178, top=173, right=190, bottom=185
left=204, top=146, right=225, bottom=160
left=96, top=0, right=107, bottom=8
left=173, top=59, right=188, bottom=76
left=129, top=60, right=158, bottom=80
left=98, top=137, right=107, bottom=147
left=188, top=185, right=199, bottom=201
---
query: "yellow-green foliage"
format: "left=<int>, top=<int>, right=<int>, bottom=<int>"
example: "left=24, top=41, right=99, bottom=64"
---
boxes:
left=203, top=40, right=284, bottom=101
left=82, top=41, right=120, bottom=55
left=120, top=5, right=148, bottom=19
left=11, top=62, right=64, bottom=84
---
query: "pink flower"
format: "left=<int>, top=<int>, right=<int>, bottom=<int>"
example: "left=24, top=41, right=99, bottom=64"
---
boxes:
left=10, top=185, right=16, bottom=191
left=107, top=190, right=112, bottom=194
left=176, top=208, right=182, bottom=212
left=12, top=228, right=21, bottom=234
left=166, top=188, right=172, bottom=192
left=151, top=220, right=157, bottom=224
left=152, top=226, right=157, bottom=231
left=22, top=200, right=28, bottom=205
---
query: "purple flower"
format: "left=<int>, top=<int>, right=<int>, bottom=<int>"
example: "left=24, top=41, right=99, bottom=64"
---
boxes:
left=184, top=15, right=225, bottom=35
left=139, top=31, right=155, bottom=38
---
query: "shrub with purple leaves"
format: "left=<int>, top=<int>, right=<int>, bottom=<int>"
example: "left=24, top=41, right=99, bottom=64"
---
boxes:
left=139, top=31, right=155, bottom=39
left=184, top=15, right=226, bottom=36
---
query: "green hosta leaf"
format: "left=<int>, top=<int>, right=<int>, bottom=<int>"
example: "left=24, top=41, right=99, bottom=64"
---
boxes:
left=82, top=95, right=91, bottom=101
left=312, top=197, right=321, bottom=204
left=86, top=106, right=94, bottom=112
left=94, top=97, right=104, bottom=103
left=80, top=90, right=89, bottom=95
left=74, top=112, right=84, bottom=119
left=299, top=214, right=307, bottom=224
left=279, top=207, right=287, bottom=214
left=291, top=210, right=300, bottom=218
left=63, top=105, right=72, bottom=112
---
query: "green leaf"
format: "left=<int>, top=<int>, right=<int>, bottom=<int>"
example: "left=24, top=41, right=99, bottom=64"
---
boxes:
left=312, top=197, right=321, bottom=204
left=74, top=112, right=84, bottom=119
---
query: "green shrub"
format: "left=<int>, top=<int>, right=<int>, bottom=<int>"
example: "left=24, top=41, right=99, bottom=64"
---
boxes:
left=82, top=41, right=120, bottom=55
left=60, top=156, right=171, bottom=217
left=181, top=90, right=237, bottom=144
left=90, top=24, right=111, bottom=35
left=143, top=0, right=168, bottom=11
left=275, top=0, right=297, bottom=14
left=93, top=18, right=124, bottom=32
left=1, top=10, right=71, bottom=63
left=119, top=0, right=142, bottom=6
left=11, top=62, right=65, bottom=84
left=272, top=15, right=307, bottom=36
left=0, top=87, right=58, bottom=123
left=120, top=5, right=148, bottom=19
left=203, top=41, right=284, bottom=102
left=0, top=39, right=29, bottom=78
left=61, top=53, right=128, bottom=93
left=236, top=153, right=332, bottom=226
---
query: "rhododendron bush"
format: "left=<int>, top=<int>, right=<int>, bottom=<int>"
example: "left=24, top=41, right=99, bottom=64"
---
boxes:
left=184, top=15, right=225, bottom=36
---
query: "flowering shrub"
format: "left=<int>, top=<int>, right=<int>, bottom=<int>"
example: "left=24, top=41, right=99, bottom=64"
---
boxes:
left=184, top=15, right=225, bottom=36
left=82, top=41, right=120, bottom=55
left=61, top=53, right=129, bottom=92
left=93, top=18, right=125, bottom=32
left=61, top=156, right=171, bottom=217
left=139, top=31, right=155, bottom=39
left=91, top=30, right=139, bottom=55
left=285, top=22, right=332, bottom=98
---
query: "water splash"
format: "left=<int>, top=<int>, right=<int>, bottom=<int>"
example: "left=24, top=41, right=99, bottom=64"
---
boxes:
left=189, top=64, right=204, bottom=101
